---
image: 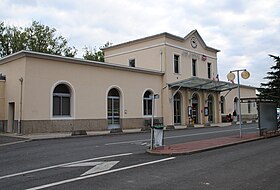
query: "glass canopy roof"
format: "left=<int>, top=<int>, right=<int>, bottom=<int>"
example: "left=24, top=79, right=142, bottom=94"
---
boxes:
left=169, top=77, right=238, bottom=92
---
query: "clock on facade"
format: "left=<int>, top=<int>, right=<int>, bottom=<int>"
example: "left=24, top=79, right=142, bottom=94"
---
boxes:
left=191, top=37, right=197, bottom=48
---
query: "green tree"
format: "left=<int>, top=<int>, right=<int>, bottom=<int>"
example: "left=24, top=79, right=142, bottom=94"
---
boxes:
left=0, top=21, right=77, bottom=57
left=258, top=55, right=280, bottom=106
left=83, top=41, right=112, bottom=62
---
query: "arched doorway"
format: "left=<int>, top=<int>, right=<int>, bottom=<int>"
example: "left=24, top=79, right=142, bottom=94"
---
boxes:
left=234, top=97, right=238, bottom=113
left=107, top=88, right=121, bottom=129
left=143, top=90, right=153, bottom=116
left=220, top=96, right=225, bottom=114
left=192, top=93, right=199, bottom=124
left=208, top=94, right=214, bottom=123
left=173, top=92, right=181, bottom=125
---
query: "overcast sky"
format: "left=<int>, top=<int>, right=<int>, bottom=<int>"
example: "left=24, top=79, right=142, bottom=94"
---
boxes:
left=1, top=0, right=279, bottom=87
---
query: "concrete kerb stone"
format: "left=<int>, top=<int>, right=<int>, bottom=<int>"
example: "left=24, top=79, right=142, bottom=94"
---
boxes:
left=146, top=136, right=266, bottom=156
left=0, top=128, right=147, bottom=143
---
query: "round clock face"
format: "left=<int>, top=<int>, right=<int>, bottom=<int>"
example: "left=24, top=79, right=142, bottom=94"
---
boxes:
left=191, top=37, right=197, bottom=48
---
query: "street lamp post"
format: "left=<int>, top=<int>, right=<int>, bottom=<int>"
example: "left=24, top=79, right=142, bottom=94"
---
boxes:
left=227, top=69, right=250, bottom=138
left=150, top=94, right=159, bottom=150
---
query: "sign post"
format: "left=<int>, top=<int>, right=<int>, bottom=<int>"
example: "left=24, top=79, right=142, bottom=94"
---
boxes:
left=150, top=94, right=159, bottom=150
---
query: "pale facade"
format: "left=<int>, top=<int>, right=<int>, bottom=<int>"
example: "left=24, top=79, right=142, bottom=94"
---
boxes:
left=0, top=30, right=257, bottom=134
left=220, top=86, right=257, bottom=121
left=0, top=52, right=163, bottom=133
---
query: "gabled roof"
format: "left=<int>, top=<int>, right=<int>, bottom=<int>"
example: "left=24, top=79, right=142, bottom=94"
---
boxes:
left=184, top=30, right=220, bottom=52
left=103, top=30, right=220, bottom=53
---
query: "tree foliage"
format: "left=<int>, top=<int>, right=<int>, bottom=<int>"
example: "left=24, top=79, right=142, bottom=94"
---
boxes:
left=83, top=41, right=112, bottom=62
left=258, top=54, right=280, bottom=106
left=0, top=21, right=77, bottom=57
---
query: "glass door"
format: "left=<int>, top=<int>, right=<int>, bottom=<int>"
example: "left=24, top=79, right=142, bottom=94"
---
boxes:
left=107, top=89, right=120, bottom=129
left=173, top=93, right=181, bottom=125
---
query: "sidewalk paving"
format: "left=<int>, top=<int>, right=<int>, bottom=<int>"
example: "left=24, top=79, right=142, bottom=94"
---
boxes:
left=147, top=133, right=264, bottom=156
left=0, top=128, right=143, bottom=142
left=0, top=123, right=232, bottom=142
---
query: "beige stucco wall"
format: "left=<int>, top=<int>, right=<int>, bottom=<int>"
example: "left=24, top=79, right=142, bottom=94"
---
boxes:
left=164, top=45, right=218, bottom=84
left=22, top=57, right=163, bottom=121
left=0, top=80, right=5, bottom=120
left=104, top=36, right=165, bottom=71
left=0, top=57, right=26, bottom=132
left=221, top=86, right=257, bottom=115
left=165, top=36, right=217, bottom=58
left=105, top=34, right=218, bottom=84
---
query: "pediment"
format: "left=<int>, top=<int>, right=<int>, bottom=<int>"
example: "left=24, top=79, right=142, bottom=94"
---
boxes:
left=184, top=30, right=220, bottom=53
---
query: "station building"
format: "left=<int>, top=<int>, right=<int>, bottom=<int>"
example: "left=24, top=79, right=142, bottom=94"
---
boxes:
left=0, top=30, right=257, bottom=134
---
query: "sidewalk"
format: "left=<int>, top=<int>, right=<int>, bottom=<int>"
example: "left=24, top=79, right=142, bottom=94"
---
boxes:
left=0, top=123, right=232, bottom=142
left=0, top=128, right=143, bottom=142
left=147, top=133, right=264, bottom=156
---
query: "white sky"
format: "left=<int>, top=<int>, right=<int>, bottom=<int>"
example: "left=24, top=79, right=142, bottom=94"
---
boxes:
left=1, top=0, right=280, bottom=87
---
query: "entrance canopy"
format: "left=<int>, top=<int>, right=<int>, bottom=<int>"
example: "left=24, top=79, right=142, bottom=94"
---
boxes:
left=169, top=77, right=237, bottom=92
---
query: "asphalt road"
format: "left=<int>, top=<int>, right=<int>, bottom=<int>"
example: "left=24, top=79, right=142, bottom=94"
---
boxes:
left=2, top=123, right=278, bottom=189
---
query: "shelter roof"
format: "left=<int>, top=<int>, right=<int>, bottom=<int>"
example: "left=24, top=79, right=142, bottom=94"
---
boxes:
left=169, top=77, right=238, bottom=92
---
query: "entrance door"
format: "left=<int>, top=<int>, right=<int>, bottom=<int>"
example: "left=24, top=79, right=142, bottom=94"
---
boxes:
left=192, top=93, right=199, bottom=124
left=8, top=102, right=15, bottom=133
left=107, top=88, right=120, bottom=129
left=208, top=95, right=214, bottom=123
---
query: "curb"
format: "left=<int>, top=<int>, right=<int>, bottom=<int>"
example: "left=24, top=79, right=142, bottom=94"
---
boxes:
left=0, top=129, right=150, bottom=143
left=146, top=136, right=265, bottom=156
left=0, top=139, right=32, bottom=147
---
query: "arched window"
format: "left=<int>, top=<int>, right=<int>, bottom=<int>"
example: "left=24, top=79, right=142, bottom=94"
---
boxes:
left=143, top=91, right=153, bottom=116
left=174, top=92, right=181, bottom=124
left=221, top=96, right=225, bottom=114
left=53, top=84, right=71, bottom=116
left=192, top=93, right=199, bottom=124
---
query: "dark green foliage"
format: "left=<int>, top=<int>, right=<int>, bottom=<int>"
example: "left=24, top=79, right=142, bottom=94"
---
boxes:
left=258, top=55, right=280, bottom=106
left=83, top=41, right=112, bottom=62
left=0, top=21, right=77, bottom=57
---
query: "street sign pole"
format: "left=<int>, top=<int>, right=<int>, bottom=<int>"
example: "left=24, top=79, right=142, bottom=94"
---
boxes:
left=150, top=95, right=154, bottom=150
left=150, top=94, right=159, bottom=150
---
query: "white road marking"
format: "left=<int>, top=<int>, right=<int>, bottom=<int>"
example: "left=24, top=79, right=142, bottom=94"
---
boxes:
left=0, top=153, right=132, bottom=180
left=105, top=127, right=255, bottom=145
left=0, top=140, right=30, bottom=147
left=63, top=161, right=119, bottom=176
left=26, top=157, right=176, bottom=190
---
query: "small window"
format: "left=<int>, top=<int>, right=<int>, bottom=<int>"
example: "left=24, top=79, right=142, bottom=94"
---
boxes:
left=53, top=84, right=71, bottom=116
left=207, top=62, right=212, bottom=79
left=174, top=54, right=180, bottom=74
left=192, top=59, right=197, bottom=76
left=129, top=59, right=135, bottom=67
